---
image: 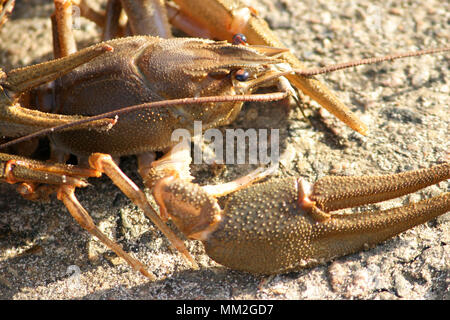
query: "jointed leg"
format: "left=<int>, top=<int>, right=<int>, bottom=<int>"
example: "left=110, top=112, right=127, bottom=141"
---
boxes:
left=102, top=0, right=123, bottom=40
left=58, top=185, right=155, bottom=279
left=78, top=0, right=174, bottom=38
left=138, top=139, right=194, bottom=189
left=52, top=0, right=77, bottom=58
left=1, top=154, right=150, bottom=276
left=1, top=152, right=98, bottom=200
left=201, top=164, right=278, bottom=197
left=89, top=153, right=199, bottom=269
left=120, top=0, right=172, bottom=37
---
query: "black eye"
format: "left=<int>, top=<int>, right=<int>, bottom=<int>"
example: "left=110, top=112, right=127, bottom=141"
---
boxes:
left=234, top=69, right=249, bottom=82
left=232, top=33, right=247, bottom=45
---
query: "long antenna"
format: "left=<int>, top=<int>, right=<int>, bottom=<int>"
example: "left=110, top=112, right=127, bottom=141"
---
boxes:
left=0, top=92, right=289, bottom=149
left=1, top=47, right=448, bottom=149
left=293, top=47, right=449, bottom=76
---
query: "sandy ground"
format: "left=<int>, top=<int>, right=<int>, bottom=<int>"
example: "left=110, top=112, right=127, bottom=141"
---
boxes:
left=0, top=0, right=448, bottom=300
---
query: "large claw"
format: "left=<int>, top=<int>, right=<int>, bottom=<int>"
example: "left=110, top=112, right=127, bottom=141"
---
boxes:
left=154, top=163, right=449, bottom=274
left=0, top=43, right=115, bottom=137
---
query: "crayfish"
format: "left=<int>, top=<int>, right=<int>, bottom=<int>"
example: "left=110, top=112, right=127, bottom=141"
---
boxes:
left=0, top=0, right=448, bottom=299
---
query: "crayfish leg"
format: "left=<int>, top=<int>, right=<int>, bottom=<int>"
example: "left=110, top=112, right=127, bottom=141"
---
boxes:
left=52, top=0, right=77, bottom=58
left=165, top=1, right=213, bottom=39
left=74, top=0, right=105, bottom=27
left=57, top=185, right=156, bottom=279
left=0, top=152, right=98, bottom=187
left=139, top=137, right=277, bottom=198
left=102, top=0, right=123, bottom=41
left=78, top=0, right=174, bottom=39
left=0, top=0, right=14, bottom=29
left=0, top=152, right=99, bottom=200
left=201, top=164, right=278, bottom=197
left=0, top=42, right=114, bottom=139
left=120, top=0, right=172, bottom=38
left=137, top=139, right=194, bottom=190
left=89, top=152, right=199, bottom=270
left=1, top=45, right=112, bottom=97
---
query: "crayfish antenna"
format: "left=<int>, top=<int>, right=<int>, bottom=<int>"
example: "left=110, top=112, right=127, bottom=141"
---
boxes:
left=292, top=47, right=450, bottom=77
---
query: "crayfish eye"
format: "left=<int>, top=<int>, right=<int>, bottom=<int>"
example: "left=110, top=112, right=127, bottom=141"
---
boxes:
left=234, top=69, right=249, bottom=82
left=232, top=33, right=248, bottom=45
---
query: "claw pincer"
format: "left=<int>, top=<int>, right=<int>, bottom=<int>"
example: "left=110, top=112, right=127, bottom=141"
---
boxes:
left=155, top=163, right=449, bottom=274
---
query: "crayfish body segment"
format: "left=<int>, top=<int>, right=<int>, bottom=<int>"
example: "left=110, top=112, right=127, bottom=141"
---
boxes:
left=50, top=36, right=286, bottom=156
